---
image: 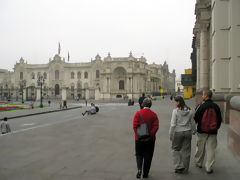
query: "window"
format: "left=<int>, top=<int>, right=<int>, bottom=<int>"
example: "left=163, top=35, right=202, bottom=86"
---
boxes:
left=31, top=72, right=35, bottom=79
left=55, top=70, right=59, bottom=80
left=84, top=72, right=88, bottom=79
left=71, top=72, right=75, bottom=79
left=20, top=72, right=23, bottom=80
left=119, top=80, right=124, bottom=90
left=71, top=85, right=74, bottom=91
left=96, top=70, right=100, bottom=78
left=43, top=72, right=47, bottom=79
left=77, top=72, right=81, bottom=79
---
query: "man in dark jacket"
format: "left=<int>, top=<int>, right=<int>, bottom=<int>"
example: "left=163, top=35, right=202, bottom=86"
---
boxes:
left=194, top=90, right=222, bottom=174
left=138, top=93, right=146, bottom=109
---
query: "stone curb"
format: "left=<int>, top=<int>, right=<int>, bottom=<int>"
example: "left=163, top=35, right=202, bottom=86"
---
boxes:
left=0, top=106, right=82, bottom=120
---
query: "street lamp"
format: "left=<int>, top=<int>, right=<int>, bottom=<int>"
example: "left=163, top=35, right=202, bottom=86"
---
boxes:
left=19, top=80, right=26, bottom=103
left=37, top=75, right=45, bottom=108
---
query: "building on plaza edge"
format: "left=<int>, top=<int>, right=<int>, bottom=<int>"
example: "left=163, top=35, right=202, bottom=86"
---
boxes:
left=0, top=52, right=175, bottom=101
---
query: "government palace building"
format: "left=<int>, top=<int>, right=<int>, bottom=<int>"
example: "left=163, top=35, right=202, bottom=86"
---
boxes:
left=0, top=52, right=175, bottom=101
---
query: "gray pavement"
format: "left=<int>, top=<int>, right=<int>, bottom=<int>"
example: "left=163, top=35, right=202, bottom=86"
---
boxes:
left=0, top=99, right=239, bottom=180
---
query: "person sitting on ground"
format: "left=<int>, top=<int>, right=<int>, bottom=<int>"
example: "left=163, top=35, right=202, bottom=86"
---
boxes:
left=82, top=103, right=96, bottom=116
left=1, top=117, right=11, bottom=134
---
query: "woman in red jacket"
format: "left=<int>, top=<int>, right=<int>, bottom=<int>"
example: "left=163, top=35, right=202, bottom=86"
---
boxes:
left=132, top=98, right=159, bottom=179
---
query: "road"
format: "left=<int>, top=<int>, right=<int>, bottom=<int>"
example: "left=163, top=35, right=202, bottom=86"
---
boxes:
left=0, top=99, right=239, bottom=180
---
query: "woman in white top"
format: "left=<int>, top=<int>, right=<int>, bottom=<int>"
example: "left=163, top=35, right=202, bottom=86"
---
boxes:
left=169, top=96, right=196, bottom=173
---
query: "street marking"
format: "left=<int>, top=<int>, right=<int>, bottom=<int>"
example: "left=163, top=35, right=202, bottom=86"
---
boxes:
left=0, top=116, right=81, bottom=137
left=22, top=123, right=35, bottom=126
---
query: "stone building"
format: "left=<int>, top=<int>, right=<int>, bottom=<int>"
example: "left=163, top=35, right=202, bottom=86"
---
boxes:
left=192, top=0, right=240, bottom=158
left=193, top=0, right=240, bottom=93
left=0, top=52, right=175, bottom=101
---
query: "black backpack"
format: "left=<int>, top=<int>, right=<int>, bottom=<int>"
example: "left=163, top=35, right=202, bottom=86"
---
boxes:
left=95, top=106, right=99, bottom=112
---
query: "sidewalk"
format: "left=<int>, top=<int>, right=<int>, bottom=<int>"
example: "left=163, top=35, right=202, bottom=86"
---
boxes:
left=0, top=101, right=82, bottom=120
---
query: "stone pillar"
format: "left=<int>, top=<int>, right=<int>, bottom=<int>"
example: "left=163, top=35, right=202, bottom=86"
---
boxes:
left=85, top=89, right=89, bottom=100
left=36, top=88, right=41, bottom=101
left=196, top=34, right=201, bottom=90
left=95, top=88, right=100, bottom=100
left=62, top=88, right=67, bottom=101
left=199, top=24, right=210, bottom=90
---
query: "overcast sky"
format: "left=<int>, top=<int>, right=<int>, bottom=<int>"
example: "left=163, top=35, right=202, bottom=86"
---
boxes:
left=0, top=0, right=195, bottom=79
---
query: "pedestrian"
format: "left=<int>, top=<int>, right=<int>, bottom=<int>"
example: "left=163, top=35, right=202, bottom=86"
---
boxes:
left=82, top=103, right=96, bottom=116
left=169, top=96, right=196, bottom=174
left=63, top=100, right=67, bottom=109
left=133, top=98, right=159, bottom=179
left=48, top=100, right=51, bottom=106
left=1, top=117, right=11, bottom=134
left=59, top=100, right=62, bottom=109
left=138, top=93, right=146, bottom=109
left=194, top=90, right=222, bottom=174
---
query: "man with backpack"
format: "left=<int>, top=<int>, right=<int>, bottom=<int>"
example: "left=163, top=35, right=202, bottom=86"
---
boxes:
left=194, top=90, right=222, bottom=174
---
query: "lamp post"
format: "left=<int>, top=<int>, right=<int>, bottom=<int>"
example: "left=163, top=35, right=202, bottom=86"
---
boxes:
left=20, top=80, right=26, bottom=103
left=37, top=75, right=45, bottom=108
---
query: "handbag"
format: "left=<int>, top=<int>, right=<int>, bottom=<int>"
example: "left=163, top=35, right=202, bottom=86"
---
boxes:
left=136, top=111, right=150, bottom=139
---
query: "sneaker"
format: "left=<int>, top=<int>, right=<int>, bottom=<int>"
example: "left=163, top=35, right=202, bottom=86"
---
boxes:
left=142, top=174, right=148, bottom=178
left=175, top=168, right=185, bottom=174
left=206, top=169, right=213, bottom=174
left=136, top=170, right=141, bottom=179
left=196, top=164, right=202, bottom=168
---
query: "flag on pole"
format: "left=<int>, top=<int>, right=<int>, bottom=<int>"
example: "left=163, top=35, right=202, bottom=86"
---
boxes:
left=68, top=51, right=70, bottom=62
left=58, top=42, right=61, bottom=55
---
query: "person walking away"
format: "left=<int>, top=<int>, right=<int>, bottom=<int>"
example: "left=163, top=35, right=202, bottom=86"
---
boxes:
left=59, top=100, right=62, bottom=109
left=133, top=98, right=159, bottom=178
left=169, top=96, right=196, bottom=174
left=48, top=100, right=51, bottom=106
left=1, top=117, right=11, bottom=134
left=194, top=90, right=222, bottom=174
left=138, top=93, right=146, bottom=109
left=63, top=100, right=67, bottom=109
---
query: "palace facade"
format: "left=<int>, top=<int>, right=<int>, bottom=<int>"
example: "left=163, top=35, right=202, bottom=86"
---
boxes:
left=0, top=52, right=175, bottom=101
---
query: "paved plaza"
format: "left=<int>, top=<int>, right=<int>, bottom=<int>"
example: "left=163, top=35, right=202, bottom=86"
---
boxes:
left=0, top=99, right=240, bottom=180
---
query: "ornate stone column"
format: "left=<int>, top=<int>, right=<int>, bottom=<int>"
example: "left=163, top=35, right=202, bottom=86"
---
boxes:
left=195, top=33, right=201, bottom=90
left=36, top=88, right=41, bottom=101
left=62, top=87, right=67, bottom=101
left=199, top=23, right=210, bottom=90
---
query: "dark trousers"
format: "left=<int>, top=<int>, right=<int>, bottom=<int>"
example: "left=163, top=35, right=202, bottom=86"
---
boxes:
left=135, top=140, right=155, bottom=175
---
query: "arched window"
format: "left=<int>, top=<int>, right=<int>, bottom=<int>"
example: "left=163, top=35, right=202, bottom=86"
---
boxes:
left=31, top=72, right=35, bottom=79
left=55, top=84, right=60, bottom=95
left=84, top=72, right=88, bottom=79
left=96, top=70, right=100, bottom=78
left=20, top=72, right=23, bottom=80
left=71, top=72, right=75, bottom=79
left=43, top=72, right=47, bottom=79
left=77, top=72, right=81, bottom=79
left=119, top=80, right=124, bottom=90
left=55, top=70, right=59, bottom=80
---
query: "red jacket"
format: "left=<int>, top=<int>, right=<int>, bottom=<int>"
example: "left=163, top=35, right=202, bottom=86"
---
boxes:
left=132, top=108, right=159, bottom=141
